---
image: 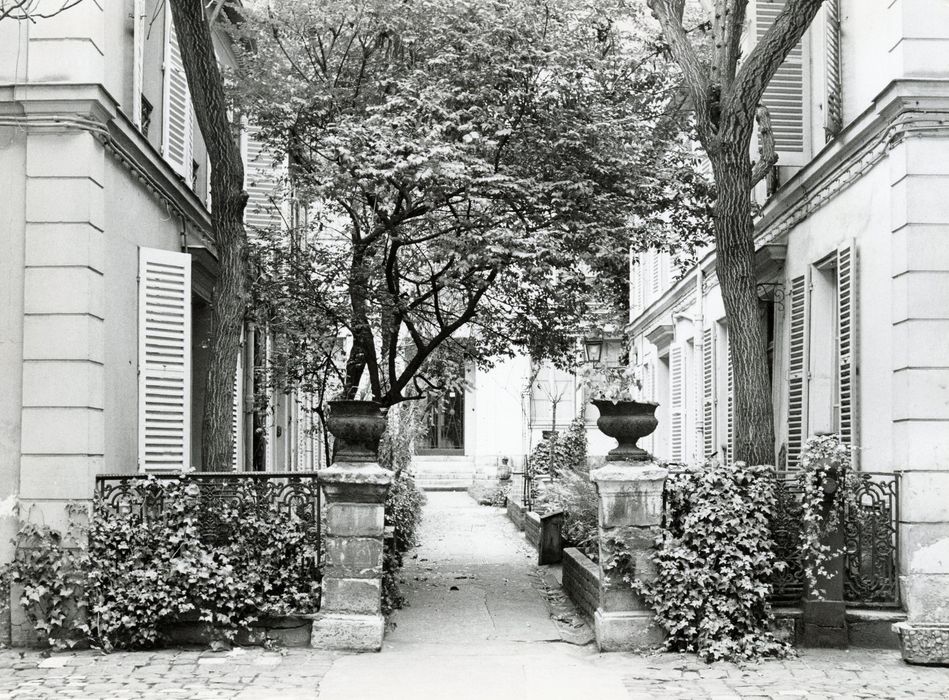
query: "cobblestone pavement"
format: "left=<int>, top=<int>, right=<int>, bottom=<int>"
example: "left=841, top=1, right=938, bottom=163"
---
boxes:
left=597, top=647, right=949, bottom=699
left=0, top=647, right=337, bottom=699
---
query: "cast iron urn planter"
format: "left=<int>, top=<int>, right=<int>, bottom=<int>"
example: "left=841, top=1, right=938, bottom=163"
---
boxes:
left=326, top=399, right=388, bottom=463
left=591, top=399, right=659, bottom=462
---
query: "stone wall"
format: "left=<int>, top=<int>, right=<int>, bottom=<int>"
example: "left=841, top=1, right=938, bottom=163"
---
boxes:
left=562, top=547, right=599, bottom=623
left=524, top=511, right=541, bottom=549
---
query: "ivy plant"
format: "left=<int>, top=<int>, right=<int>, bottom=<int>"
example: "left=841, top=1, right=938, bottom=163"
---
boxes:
left=630, top=461, right=790, bottom=662
left=796, top=434, right=862, bottom=597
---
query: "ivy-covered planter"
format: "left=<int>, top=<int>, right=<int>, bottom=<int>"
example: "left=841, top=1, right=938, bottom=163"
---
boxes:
left=591, top=399, right=658, bottom=462
left=326, top=400, right=388, bottom=462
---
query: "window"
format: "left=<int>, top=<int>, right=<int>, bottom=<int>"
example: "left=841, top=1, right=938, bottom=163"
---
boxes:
left=530, top=363, right=575, bottom=430
left=138, top=247, right=192, bottom=472
left=785, top=241, right=857, bottom=469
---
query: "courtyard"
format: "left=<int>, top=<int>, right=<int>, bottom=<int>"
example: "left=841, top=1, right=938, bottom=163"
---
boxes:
left=1, top=493, right=946, bottom=700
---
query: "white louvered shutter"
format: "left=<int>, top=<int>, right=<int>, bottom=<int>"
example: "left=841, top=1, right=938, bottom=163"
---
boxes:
left=702, top=327, right=715, bottom=458
left=670, top=344, right=685, bottom=462
left=823, top=0, right=843, bottom=141
left=837, top=241, right=857, bottom=460
left=163, top=10, right=193, bottom=180
left=649, top=252, right=661, bottom=299
left=243, top=128, right=283, bottom=232
left=726, top=350, right=734, bottom=465
left=786, top=272, right=810, bottom=470
left=231, top=332, right=244, bottom=471
left=138, top=248, right=192, bottom=472
left=755, top=0, right=807, bottom=165
left=630, top=256, right=642, bottom=318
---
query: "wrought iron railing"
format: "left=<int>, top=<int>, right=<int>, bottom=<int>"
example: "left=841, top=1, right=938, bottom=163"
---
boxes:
left=95, top=472, right=323, bottom=577
left=509, top=468, right=534, bottom=511
left=842, top=472, right=900, bottom=607
left=768, top=470, right=900, bottom=608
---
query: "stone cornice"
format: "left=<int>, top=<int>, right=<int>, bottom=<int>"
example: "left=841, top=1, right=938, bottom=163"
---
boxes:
left=628, top=79, right=949, bottom=338
left=0, top=82, right=214, bottom=250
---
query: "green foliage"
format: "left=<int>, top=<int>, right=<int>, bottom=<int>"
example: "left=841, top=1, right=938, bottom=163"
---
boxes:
left=2, top=480, right=320, bottom=651
left=632, top=462, right=790, bottom=662
left=529, top=415, right=588, bottom=479
left=382, top=471, right=427, bottom=615
left=796, top=434, right=860, bottom=597
left=237, top=0, right=713, bottom=404
left=0, top=507, right=91, bottom=649
left=541, top=416, right=598, bottom=560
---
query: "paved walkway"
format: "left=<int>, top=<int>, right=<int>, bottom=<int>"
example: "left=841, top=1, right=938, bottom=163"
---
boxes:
left=2, top=491, right=949, bottom=698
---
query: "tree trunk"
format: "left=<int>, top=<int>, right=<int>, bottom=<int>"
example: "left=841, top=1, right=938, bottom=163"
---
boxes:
left=169, top=0, right=249, bottom=471
left=709, top=143, right=776, bottom=466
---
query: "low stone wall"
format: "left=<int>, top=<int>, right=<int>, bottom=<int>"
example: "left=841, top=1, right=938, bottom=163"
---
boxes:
left=507, top=498, right=526, bottom=530
left=524, top=511, right=541, bottom=548
left=562, top=547, right=600, bottom=623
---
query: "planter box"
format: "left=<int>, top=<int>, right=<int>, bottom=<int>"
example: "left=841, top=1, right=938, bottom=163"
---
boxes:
left=524, top=511, right=541, bottom=548
left=507, top=499, right=526, bottom=531
left=893, top=622, right=949, bottom=665
left=160, top=614, right=314, bottom=648
left=562, top=547, right=600, bottom=623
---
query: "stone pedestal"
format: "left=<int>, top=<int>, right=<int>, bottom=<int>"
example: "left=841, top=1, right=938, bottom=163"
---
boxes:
left=310, top=461, right=392, bottom=652
left=590, top=461, right=667, bottom=651
left=803, top=491, right=848, bottom=648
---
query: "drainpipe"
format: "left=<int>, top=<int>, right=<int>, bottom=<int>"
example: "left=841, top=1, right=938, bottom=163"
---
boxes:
left=695, top=265, right=705, bottom=459
left=244, top=321, right=256, bottom=471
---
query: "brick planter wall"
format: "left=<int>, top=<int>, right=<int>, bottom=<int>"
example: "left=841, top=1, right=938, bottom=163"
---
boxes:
left=562, top=547, right=600, bottom=623
left=524, top=511, right=541, bottom=548
left=507, top=499, right=526, bottom=530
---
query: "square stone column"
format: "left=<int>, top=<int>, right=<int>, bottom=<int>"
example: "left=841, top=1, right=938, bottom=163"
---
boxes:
left=310, top=461, right=392, bottom=652
left=590, top=462, right=667, bottom=651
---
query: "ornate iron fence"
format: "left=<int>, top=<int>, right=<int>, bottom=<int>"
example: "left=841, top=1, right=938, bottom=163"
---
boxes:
left=95, top=472, right=323, bottom=577
left=842, top=472, right=900, bottom=606
left=768, top=470, right=900, bottom=608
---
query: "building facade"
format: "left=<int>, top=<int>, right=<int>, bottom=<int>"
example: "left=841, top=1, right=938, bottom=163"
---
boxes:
left=630, top=0, right=949, bottom=636
left=0, top=2, right=317, bottom=643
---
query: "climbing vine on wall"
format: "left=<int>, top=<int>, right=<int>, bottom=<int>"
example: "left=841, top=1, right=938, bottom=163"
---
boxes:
left=630, top=461, right=790, bottom=662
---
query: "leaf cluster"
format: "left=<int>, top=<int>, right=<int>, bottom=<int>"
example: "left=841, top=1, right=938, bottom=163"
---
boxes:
left=1, top=480, right=320, bottom=651
left=632, top=461, right=790, bottom=662
left=234, top=0, right=713, bottom=405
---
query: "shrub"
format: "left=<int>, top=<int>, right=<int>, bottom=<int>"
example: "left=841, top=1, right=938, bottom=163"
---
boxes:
left=630, top=461, right=790, bottom=662
left=528, top=415, right=588, bottom=479
left=379, top=403, right=427, bottom=615
left=1, top=478, right=320, bottom=651
left=382, top=471, right=426, bottom=615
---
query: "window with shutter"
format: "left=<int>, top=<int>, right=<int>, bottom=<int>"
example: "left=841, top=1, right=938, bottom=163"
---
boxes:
left=786, top=272, right=810, bottom=470
left=703, top=327, right=715, bottom=458
left=630, top=256, right=643, bottom=317
left=823, top=0, right=843, bottom=140
left=836, top=241, right=857, bottom=459
left=244, top=128, right=283, bottom=231
left=670, top=344, right=685, bottom=462
left=138, top=247, right=192, bottom=472
left=755, top=0, right=808, bottom=165
left=163, top=10, right=194, bottom=179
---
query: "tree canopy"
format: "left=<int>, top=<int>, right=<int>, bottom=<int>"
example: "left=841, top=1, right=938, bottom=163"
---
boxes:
left=236, top=0, right=712, bottom=406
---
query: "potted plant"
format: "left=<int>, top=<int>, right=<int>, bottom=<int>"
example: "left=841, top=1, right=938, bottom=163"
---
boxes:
left=579, top=364, right=657, bottom=462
